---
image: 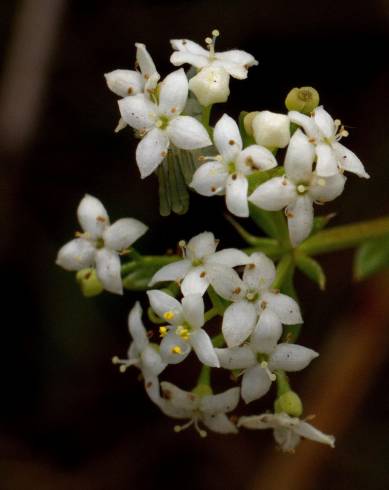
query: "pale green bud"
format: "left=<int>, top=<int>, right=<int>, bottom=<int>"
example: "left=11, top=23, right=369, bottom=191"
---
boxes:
left=274, top=390, right=303, bottom=417
left=76, top=268, right=103, bottom=297
left=285, top=87, right=320, bottom=114
left=189, top=66, right=230, bottom=107
left=252, top=111, right=290, bottom=148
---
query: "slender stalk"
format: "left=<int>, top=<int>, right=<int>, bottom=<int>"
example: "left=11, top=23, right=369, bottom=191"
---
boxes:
left=275, top=370, right=291, bottom=397
left=272, top=253, right=295, bottom=290
left=204, top=306, right=219, bottom=322
left=201, top=104, right=212, bottom=135
left=197, top=364, right=211, bottom=386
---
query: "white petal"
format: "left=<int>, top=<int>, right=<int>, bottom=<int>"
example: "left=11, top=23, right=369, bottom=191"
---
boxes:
left=203, top=413, right=238, bottom=434
left=103, top=218, right=148, bottom=251
left=236, top=145, right=277, bottom=175
left=309, top=173, right=346, bottom=203
left=332, top=142, right=369, bottom=178
left=238, top=413, right=278, bottom=430
left=284, top=129, right=315, bottom=183
left=135, top=42, right=158, bottom=81
left=315, top=143, right=339, bottom=177
left=182, top=294, right=204, bottom=329
left=118, top=94, right=156, bottom=130
left=170, top=39, right=209, bottom=56
left=216, top=49, right=258, bottom=72
left=56, top=238, right=95, bottom=271
left=294, top=421, right=335, bottom=447
left=135, top=127, right=169, bottom=179
left=186, top=231, right=217, bottom=259
left=104, top=69, right=143, bottom=97
left=146, top=290, right=183, bottom=325
left=287, top=194, right=314, bottom=246
left=269, top=343, right=319, bottom=371
left=170, top=51, right=209, bottom=69
left=180, top=267, right=209, bottom=297
left=243, top=252, right=276, bottom=291
left=206, top=264, right=245, bottom=301
left=222, top=301, right=257, bottom=347
left=213, top=114, right=242, bottom=162
left=201, top=387, right=240, bottom=414
left=160, top=381, right=199, bottom=411
left=160, top=333, right=191, bottom=365
left=206, top=249, right=250, bottom=268
left=312, top=106, right=335, bottom=139
left=190, top=161, right=228, bottom=196
left=288, top=111, right=319, bottom=140
left=143, top=374, right=161, bottom=405
left=215, top=346, right=256, bottom=369
left=226, top=173, right=249, bottom=217
left=242, top=365, right=272, bottom=403
left=250, top=309, right=283, bottom=354
left=95, top=248, right=122, bottom=294
left=274, top=427, right=300, bottom=452
left=262, top=291, right=302, bottom=324
left=190, top=329, right=220, bottom=367
left=128, top=301, right=148, bottom=352
left=212, top=59, right=248, bottom=80
left=77, top=194, right=109, bottom=239
left=248, top=177, right=296, bottom=211
left=168, top=116, right=211, bottom=150
left=141, top=345, right=166, bottom=376
left=149, top=259, right=191, bottom=286
left=158, top=69, right=188, bottom=116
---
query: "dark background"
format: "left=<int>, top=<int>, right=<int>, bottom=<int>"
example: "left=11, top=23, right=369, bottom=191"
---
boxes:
left=0, top=1, right=389, bottom=489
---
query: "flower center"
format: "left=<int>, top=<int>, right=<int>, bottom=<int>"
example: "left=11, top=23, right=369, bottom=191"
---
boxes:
left=155, top=115, right=170, bottom=130
left=192, top=258, right=203, bottom=267
left=227, top=161, right=237, bottom=174
left=246, top=289, right=259, bottom=302
left=296, top=183, right=308, bottom=195
left=95, top=237, right=105, bottom=249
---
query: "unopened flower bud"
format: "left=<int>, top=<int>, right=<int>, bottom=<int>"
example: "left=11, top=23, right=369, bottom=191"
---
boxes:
left=274, top=390, right=303, bottom=417
left=76, top=268, right=104, bottom=297
left=189, top=66, right=230, bottom=106
left=252, top=111, right=290, bottom=148
left=243, top=111, right=259, bottom=136
left=285, top=86, right=320, bottom=114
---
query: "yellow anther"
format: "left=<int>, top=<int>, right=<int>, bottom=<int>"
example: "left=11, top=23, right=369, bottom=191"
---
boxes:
left=176, top=326, right=190, bottom=341
left=297, top=184, right=306, bottom=193
left=163, top=311, right=175, bottom=320
left=171, top=345, right=183, bottom=354
left=212, top=29, right=220, bottom=37
left=205, top=37, right=212, bottom=44
left=155, top=119, right=163, bottom=128
left=159, top=326, right=168, bottom=337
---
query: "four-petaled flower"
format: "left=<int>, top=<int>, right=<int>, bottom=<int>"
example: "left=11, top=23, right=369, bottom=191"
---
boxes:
left=149, top=231, right=249, bottom=296
left=147, top=290, right=219, bottom=367
left=208, top=252, right=302, bottom=347
left=112, top=302, right=166, bottom=403
left=238, top=412, right=335, bottom=452
left=56, top=194, right=148, bottom=294
left=289, top=106, right=369, bottom=178
left=118, top=68, right=211, bottom=178
left=159, top=381, right=240, bottom=436
left=191, top=114, right=278, bottom=217
left=249, top=129, right=347, bottom=246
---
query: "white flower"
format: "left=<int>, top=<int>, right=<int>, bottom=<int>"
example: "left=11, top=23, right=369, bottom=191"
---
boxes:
left=188, top=65, right=230, bottom=106
left=56, top=194, right=148, bottom=294
left=252, top=111, right=290, bottom=149
left=159, top=381, right=240, bottom=436
left=238, top=412, right=335, bottom=452
left=149, top=231, right=249, bottom=296
left=170, top=30, right=258, bottom=80
left=249, top=129, right=347, bottom=246
left=208, top=252, right=302, bottom=348
left=112, top=302, right=166, bottom=403
left=191, top=114, right=278, bottom=217
left=289, top=106, right=369, bottom=178
left=215, top=317, right=318, bottom=403
left=118, top=68, right=211, bottom=178
left=147, top=290, right=219, bottom=367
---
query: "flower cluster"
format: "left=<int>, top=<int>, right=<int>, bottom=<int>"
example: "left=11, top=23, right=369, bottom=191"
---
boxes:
left=55, top=30, right=373, bottom=452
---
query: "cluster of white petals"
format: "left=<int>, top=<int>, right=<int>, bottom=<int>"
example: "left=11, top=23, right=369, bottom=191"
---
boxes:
left=56, top=195, right=148, bottom=294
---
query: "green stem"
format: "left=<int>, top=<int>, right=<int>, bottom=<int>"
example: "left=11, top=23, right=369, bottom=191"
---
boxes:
left=204, top=307, right=219, bottom=322
left=275, top=370, right=291, bottom=397
left=197, top=364, right=211, bottom=386
left=211, top=333, right=225, bottom=348
left=272, top=253, right=295, bottom=290
left=300, top=216, right=389, bottom=256
left=201, top=104, right=212, bottom=135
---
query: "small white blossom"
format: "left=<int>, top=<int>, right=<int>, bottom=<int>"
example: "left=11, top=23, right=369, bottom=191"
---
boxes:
left=159, top=381, right=240, bottom=436
left=216, top=317, right=318, bottom=403
left=112, top=302, right=166, bottom=403
left=208, top=252, right=302, bottom=348
left=188, top=65, right=230, bottom=106
left=249, top=129, right=347, bottom=246
left=191, top=114, right=278, bottom=217
left=149, top=231, right=249, bottom=296
left=252, top=111, right=290, bottom=149
left=289, top=106, right=369, bottom=178
left=56, top=194, right=148, bottom=294
left=170, top=30, right=258, bottom=80
left=238, top=412, right=335, bottom=452
left=147, top=290, right=219, bottom=367
left=118, top=68, right=211, bottom=178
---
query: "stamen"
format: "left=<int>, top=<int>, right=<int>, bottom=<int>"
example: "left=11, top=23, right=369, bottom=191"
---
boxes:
left=171, top=345, right=183, bottom=354
left=260, top=360, right=277, bottom=381
left=112, top=356, right=138, bottom=373
left=178, top=240, right=187, bottom=258
left=297, top=184, right=306, bottom=194
left=163, top=311, right=175, bottom=321
left=159, top=326, right=168, bottom=337
left=205, top=29, right=220, bottom=59
left=174, top=419, right=194, bottom=432
left=176, top=325, right=190, bottom=341
left=194, top=418, right=207, bottom=438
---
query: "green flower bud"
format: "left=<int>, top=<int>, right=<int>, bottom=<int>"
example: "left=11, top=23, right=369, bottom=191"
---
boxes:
left=76, top=268, right=103, bottom=297
left=274, top=390, right=303, bottom=417
left=285, top=87, right=320, bottom=114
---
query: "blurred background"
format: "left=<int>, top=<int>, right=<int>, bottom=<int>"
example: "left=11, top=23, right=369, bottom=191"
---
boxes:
left=0, top=0, right=389, bottom=489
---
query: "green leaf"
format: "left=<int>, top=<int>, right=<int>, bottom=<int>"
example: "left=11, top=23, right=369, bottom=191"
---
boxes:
left=157, top=160, right=171, bottom=217
left=310, top=213, right=336, bottom=236
left=207, top=286, right=230, bottom=315
left=354, top=234, right=389, bottom=280
left=296, top=254, right=326, bottom=290
left=247, top=166, right=284, bottom=194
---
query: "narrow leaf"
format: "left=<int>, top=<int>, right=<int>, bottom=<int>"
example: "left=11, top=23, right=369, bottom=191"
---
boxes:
left=354, top=234, right=389, bottom=280
left=296, top=254, right=326, bottom=290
